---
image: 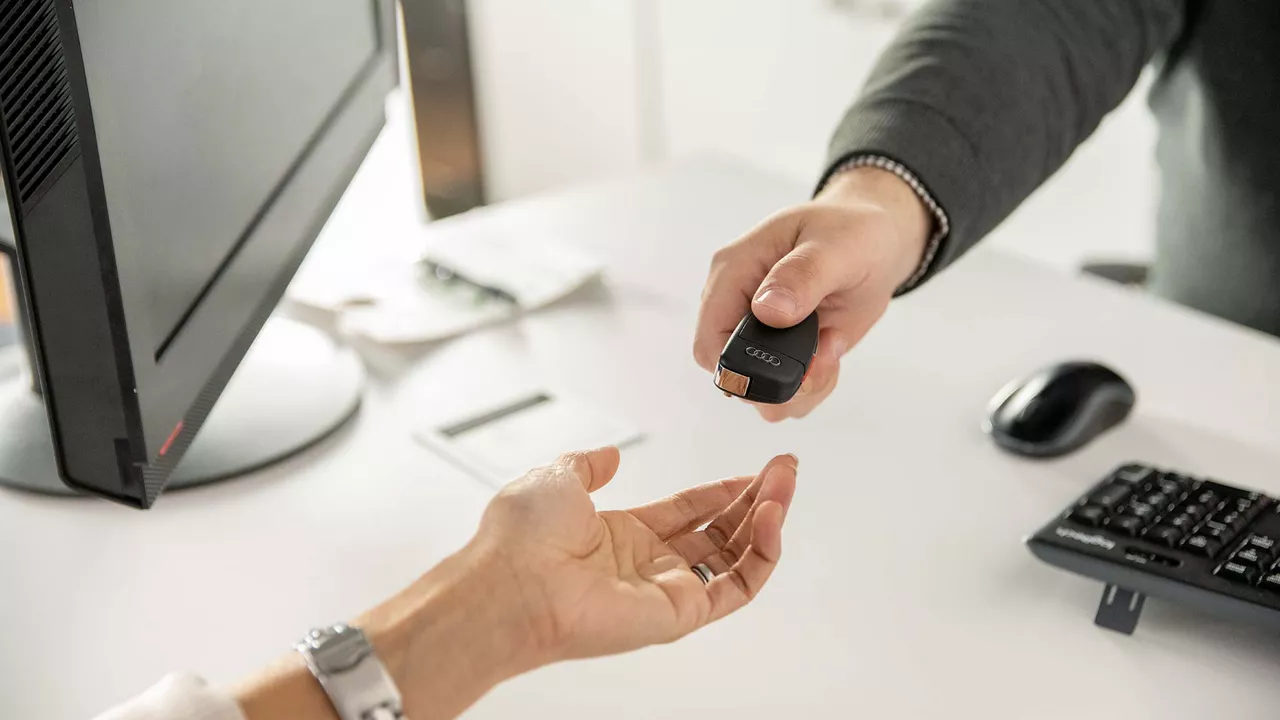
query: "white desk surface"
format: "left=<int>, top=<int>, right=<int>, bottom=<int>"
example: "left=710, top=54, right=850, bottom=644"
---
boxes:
left=6, top=111, right=1280, bottom=719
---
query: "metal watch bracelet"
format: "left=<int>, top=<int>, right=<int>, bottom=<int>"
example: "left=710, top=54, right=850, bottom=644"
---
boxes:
left=296, top=624, right=406, bottom=720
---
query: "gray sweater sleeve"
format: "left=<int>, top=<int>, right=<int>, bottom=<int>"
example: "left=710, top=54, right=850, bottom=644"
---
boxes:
left=821, top=0, right=1189, bottom=286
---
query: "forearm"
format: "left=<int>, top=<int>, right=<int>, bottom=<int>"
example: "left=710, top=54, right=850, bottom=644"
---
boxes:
left=235, top=546, right=541, bottom=720
left=824, top=0, right=1188, bottom=283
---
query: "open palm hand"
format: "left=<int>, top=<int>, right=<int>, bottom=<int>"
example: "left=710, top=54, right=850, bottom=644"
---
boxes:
left=472, top=448, right=798, bottom=663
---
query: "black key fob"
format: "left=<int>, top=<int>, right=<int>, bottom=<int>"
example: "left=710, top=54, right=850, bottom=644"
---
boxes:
left=714, top=311, right=820, bottom=404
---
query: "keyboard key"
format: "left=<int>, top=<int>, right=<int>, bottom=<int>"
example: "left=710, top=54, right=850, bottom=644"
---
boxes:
left=1260, top=572, right=1280, bottom=593
left=1088, top=483, right=1132, bottom=509
left=1234, top=546, right=1270, bottom=568
left=1070, top=505, right=1107, bottom=527
left=1220, top=511, right=1248, bottom=530
left=1247, top=535, right=1276, bottom=552
left=1109, top=515, right=1144, bottom=536
left=1144, top=493, right=1169, bottom=509
left=1114, top=465, right=1153, bottom=484
left=1234, top=497, right=1256, bottom=514
left=1128, top=503, right=1155, bottom=520
left=1183, top=504, right=1208, bottom=519
left=1168, top=514, right=1195, bottom=531
left=1146, top=526, right=1183, bottom=547
left=1185, top=534, right=1223, bottom=557
left=1155, top=477, right=1184, bottom=496
left=1195, top=491, right=1220, bottom=508
left=1217, top=561, right=1258, bottom=584
left=1204, top=524, right=1231, bottom=541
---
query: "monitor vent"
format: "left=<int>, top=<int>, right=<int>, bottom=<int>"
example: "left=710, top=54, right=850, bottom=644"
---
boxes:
left=0, top=0, right=79, bottom=209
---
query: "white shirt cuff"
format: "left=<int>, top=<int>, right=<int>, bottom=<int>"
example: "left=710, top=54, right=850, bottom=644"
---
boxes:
left=93, top=673, right=245, bottom=720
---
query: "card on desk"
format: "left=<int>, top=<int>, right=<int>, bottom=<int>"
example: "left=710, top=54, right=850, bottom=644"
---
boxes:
left=415, top=388, right=643, bottom=488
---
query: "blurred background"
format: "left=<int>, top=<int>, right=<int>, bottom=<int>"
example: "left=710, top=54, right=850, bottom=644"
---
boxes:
left=1, top=0, right=1160, bottom=345
left=452, top=0, right=1158, bottom=270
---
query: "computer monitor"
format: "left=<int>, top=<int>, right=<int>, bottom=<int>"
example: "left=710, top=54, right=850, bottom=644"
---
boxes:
left=0, top=0, right=397, bottom=508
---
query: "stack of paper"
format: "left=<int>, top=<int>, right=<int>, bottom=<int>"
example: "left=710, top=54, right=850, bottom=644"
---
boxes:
left=288, top=224, right=603, bottom=345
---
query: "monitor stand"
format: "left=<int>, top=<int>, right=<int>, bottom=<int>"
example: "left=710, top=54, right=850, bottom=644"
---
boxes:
left=0, top=316, right=364, bottom=498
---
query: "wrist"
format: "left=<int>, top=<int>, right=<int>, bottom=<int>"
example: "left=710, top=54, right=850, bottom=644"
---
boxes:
left=818, top=165, right=931, bottom=290
left=235, top=546, right=542, bottom=720
left=357, top=544, right=543, bottom=719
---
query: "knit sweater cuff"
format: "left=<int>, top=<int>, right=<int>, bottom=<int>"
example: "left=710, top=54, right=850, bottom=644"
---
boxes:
left=818, top=98, right=988, bottom=291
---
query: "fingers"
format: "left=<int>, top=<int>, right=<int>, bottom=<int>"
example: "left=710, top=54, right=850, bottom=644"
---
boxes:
left=755, top=333, right=843, bottom=423
left=706, top=500, right=786, bottom=623
left=693, top=214, right=802, bottom=372
left=670, top=454, right=796, bottom=564
left=702, top=454, right=796, bottom=549
left=750, top=231, right=870, bottom=330
left=753, top=307, right=884, bottom=423
left=669, top=532, right=722, bottom=569
left=693, top=260, right=760, bottom=372
left=627, top=476, right=753, bottom=541
left=558, top=446, right=621, bottom=493
left=718, top=458, right=797, bottom=565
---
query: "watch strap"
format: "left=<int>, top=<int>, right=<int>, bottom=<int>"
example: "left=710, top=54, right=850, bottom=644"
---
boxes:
left=296, top=624, right=406, bottom=720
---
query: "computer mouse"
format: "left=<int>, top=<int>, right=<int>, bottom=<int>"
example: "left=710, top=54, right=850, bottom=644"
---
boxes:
left=984, top=361, right=1135, bottom=458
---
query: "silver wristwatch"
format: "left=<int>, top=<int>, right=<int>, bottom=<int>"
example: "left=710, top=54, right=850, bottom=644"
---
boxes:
left=295, top=624, right=406, bottom=720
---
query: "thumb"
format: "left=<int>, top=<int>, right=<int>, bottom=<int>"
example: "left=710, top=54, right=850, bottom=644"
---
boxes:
left=559, top=446, right=621, bottom=493
left=751, top=235, right=867, bottom=329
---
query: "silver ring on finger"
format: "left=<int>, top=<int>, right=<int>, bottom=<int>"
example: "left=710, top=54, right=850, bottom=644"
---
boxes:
left=692, top=563, right=715, bottom=585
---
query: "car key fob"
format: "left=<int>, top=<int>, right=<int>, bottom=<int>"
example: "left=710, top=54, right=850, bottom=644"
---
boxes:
left=714, top=311, right=820, bottom=404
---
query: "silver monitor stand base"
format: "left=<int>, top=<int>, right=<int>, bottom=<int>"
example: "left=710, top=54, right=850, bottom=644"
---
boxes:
left=0, top=317, right=364, bottom=498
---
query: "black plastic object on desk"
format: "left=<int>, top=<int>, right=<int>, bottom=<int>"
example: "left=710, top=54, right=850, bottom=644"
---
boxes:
left=986, top=361, right=1135, bottom=458
left=1027, top=463, right=1280, bottom=635
left=714, top=311, right=819, bottom=404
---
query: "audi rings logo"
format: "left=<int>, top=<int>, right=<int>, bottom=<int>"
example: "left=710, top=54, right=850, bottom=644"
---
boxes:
left=745, top=347, right=781, bottom=366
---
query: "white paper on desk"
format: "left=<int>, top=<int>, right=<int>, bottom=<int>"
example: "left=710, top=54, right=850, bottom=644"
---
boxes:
left=415, top=389, right=643, bottom=488
left=418, top=226, right=603, bottom=309
left=295, top=225, right=603, bottom=345
left=337, top=268, right=518, bottom=344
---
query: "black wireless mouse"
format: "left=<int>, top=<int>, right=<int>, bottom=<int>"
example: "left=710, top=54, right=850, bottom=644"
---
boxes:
left=985, top=361, right=1135, bottom=458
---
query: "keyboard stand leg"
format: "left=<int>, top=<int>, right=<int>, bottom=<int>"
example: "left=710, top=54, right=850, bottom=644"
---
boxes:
left=1094, top=584, right=1145, bottom=635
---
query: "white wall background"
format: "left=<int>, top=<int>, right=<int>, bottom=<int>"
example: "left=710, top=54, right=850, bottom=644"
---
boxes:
left=468, top=0, right=646, bottom=201
left=465, top=0, right=1159, bottom=272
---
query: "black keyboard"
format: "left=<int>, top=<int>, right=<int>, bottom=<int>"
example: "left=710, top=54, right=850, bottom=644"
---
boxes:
left=1027, top=463, right=1280, bottom=634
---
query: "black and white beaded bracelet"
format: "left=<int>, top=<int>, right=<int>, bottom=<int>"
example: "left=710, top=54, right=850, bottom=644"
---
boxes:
left=825, top=154, right=950, bottom=295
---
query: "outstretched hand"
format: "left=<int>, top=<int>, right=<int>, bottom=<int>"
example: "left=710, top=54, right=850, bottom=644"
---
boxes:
left=470, top=448, right=798, bottom=663
left=236, top=450, right=798, bottom=720
left=693, top=166, right=931, bottom=421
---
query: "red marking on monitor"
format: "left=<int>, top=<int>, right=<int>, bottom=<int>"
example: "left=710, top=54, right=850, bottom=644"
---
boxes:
left=159, top=421, right=184, bottom=457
